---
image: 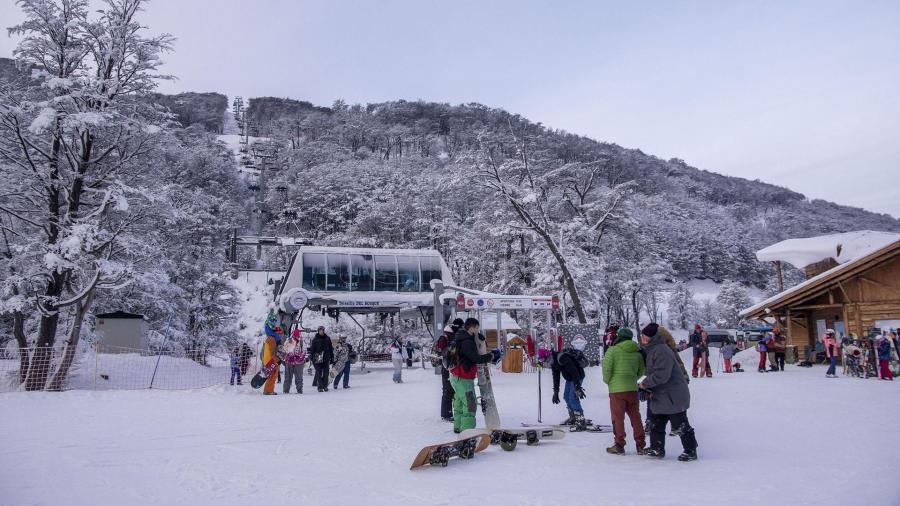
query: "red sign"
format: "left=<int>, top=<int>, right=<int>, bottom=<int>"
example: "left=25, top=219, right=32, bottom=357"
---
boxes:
left=456, top=294, right=466, bottom=310
left=551, top=295, right=560, bottom=311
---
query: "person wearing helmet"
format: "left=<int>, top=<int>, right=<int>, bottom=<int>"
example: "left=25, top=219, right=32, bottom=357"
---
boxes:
left=823, top=329, right=840, bottom=378
left=552, top=337, right=590, bottom=431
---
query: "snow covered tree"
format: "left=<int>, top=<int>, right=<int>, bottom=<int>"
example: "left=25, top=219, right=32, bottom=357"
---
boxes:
left=715, top=281, right=752, bottom=328
left=666, top=282, right=697, bottom=330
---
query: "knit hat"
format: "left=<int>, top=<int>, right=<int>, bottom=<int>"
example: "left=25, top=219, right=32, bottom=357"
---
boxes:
left=616, top=327, right=634, bottom=343
left=451, top=318, right=465, bottom=329
left=641, top=323, right=659, bottom=338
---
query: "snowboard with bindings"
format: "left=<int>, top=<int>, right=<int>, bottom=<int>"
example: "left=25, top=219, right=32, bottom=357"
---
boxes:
left=410, top=433, right=491, bottom=470
left=460, top=427, right=566, bottom=451
left=475, top=333, right=501, bottom=430
left=250, top=350, right=285, bottom=389
left=521, top=421, right=613, bottom=433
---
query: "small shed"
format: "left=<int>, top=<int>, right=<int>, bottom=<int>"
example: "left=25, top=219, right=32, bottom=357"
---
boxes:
left=502, top=334, right=527, bottom=373
left=455, top=311, right=522, bottom=349
left=95, top=311, right=149, bottom=352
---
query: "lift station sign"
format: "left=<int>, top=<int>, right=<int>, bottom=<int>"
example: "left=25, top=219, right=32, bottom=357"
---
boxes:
left=462, top=296, right=556, bottom=310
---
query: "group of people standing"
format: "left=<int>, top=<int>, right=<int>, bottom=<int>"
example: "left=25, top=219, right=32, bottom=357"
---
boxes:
left=822, top=328, right=897, bottom=380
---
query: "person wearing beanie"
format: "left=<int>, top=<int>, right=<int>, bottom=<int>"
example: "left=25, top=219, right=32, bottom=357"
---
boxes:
left=552, top=338, right=590, bottom=429
left=639, top=323, right=698, bottom=462
left=602, top=327, right=646, bottom=455
left=432, top=318, right=464, bottom=422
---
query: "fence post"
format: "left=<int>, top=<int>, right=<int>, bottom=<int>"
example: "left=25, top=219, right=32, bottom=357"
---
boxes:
left=94, top=341, right=99, bottom=391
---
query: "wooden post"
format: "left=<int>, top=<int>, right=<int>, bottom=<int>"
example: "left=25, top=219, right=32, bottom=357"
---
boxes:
left=774, top=261, right=784, bottom=292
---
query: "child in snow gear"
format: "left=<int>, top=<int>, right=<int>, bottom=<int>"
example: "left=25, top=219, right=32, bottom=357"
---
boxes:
left=230, top=347, right=242, bottom=385
left=390, top=337, right=405, bottom=383
left=309, top=326, right=334, bottom=391
left=602, top=327, right=647, bottom=455
left=757, top=333, right=773, bottom=373
left=552, top=339, right=590, bottom=431
left=434, top=319, right=463, bottom=421
left=332, top=335, right=353, bottom=389
left=449, top=319, right=497, bottom=433
left=823, top=330, right=839, bottom=377
left=282, top=330, right=306, bottom=394
left=720, top=340, right=736, bottom=373
left=640, top=323, right=698, bottom=462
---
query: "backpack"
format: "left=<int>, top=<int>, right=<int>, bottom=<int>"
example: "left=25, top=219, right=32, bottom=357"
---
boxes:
left=430, top=334, right=448, bottom=367
left=442, top=338, right=461, bottom=370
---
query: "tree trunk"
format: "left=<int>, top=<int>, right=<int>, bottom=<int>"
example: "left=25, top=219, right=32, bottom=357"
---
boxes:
left=48, top=291, right=95, bottom=391
left=631, top=290, right=641, bottom=331
left=14, top=311, right=28, bottom=384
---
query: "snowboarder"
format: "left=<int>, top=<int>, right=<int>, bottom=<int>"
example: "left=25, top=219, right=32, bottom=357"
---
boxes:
left=282, top=330, right=306, bottom=394
left=877, top=336, right=893, bottom=380
left=639, top=323, right=698, bottom=461
left=390, top=336, right=404, bottom=383
left=433, top=318, right=463, bottom=422
left=309, top=326, right=334, bottom=392
left=551, top=338, right=589, bottom=430
left=449, top=318, right=500, bottom=433
left=721, top=339, right=736, bottom=373
left=772, top=328, right=787, bottom=371
left=601, top=327, right=646, bottom=455
left=230, top=346, right=242, bottom=385
left=332, top=335, right=353, bottom=389
left=261, top=324, right=284, bottom=395
left=823, top=329, right=840, bottom=378
left=757, top=333, right=773, bottom=373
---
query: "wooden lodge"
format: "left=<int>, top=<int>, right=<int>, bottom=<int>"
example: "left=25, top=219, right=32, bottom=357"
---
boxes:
left=742, top=233, right=900, bottom=359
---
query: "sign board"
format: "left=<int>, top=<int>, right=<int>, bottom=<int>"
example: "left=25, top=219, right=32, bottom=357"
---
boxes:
left=557, top=324, right=601, bottom=365
left=461, top=296, right=558, bottom=310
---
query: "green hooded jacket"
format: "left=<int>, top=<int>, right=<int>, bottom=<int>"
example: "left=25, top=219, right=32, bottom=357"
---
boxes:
left=602, top=339, right=645, bottom=393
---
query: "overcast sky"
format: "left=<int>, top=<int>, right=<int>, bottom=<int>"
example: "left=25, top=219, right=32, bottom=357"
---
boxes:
left=2, top=0, right=898, bottom=217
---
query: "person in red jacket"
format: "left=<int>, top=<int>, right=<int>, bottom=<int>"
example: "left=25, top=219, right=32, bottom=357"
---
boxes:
left=824, top=329, right=840, bottom=377
left=449, top=318, right=500, bottom=433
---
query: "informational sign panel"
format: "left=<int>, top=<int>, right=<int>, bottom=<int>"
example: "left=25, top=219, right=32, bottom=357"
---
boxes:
left=557, top=324, right=601, bottom=365
left=461, top=296, right=557, bottom=310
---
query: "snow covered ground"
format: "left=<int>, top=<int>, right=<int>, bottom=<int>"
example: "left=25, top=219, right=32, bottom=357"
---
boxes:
left=2, top=348, right=898, bottom=506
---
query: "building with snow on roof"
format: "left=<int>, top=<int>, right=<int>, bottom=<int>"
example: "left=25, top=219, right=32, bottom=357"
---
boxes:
left=741, top=231, right=900, bottom=358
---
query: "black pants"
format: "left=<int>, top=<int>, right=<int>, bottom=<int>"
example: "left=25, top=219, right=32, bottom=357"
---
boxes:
left=775, top=352, right=785, bottom=371
left=441, top=366, right=455, bottom=419
left=649, top=411, right=697, bottom=454
left=313, top=363, right=329, bottom=390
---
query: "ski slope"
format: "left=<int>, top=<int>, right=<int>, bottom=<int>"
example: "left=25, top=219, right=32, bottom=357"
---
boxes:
left=1, top=347, right=898, bottom=505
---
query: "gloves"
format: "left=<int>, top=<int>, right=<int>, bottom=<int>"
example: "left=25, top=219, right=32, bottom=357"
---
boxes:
left=490, top=349, right=502, bottom=365
left=552, top=391, right=560, bottom=404
left=638, top=387, right=652, bottom=402
left=575, top=386, right=586, bottom=399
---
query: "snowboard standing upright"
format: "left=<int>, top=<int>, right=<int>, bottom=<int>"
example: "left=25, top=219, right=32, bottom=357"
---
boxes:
left=475, top=333, right=500, bottom=430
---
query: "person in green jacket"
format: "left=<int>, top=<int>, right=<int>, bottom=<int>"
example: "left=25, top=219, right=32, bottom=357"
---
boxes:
left=602, top=327, right=646, bottom=455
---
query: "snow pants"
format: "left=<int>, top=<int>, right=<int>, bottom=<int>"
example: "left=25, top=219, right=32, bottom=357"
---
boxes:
left=450, top=375, right=477, bottom=432
left=609, top=391, right=645, bottom=448
left=563, top=381, right=583, bottom=415
left=774, top=352, right=785, bottom=371
left=333, top=361, right=351, bottom=388
left=392, top=358, right=403, bottom=383
left=879, top=359, right=894, bottom=380
left=724, top=358, right=732, bottom=373
left=691, top=355, right=712, bottom=377
left=441, top=366, right=455, bottom=420
left=283, top=363, right=304, bottom=393
left=230, top=367, right=242, bottom=385
left=313, top=363, right=329, bottom=390
left=648, top=411, right=697, bottom=454
left=758, top=351, right=768, bottom=371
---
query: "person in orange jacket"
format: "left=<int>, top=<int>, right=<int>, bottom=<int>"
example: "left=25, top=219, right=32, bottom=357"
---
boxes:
left=262, top=327, right=284, bottom=395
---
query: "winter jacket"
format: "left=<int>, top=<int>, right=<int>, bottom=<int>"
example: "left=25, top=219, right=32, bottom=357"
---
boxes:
left=389, top=340, right=404, bottom=360
left=823, top=335, right=839, bottom=358
left=720, top=343, right=736, bottom=360
left=658, top=326, right=691, bottom=383
left=758, top=335, right=773, bottom=353
left=640, top=331, right=691, bottom=415
left=602, top=339, right=645, bottom=393
left=309, top=333, right=334, bottom=365
left=262, top=335, right=280, bottom=367
left=333, top=342, right=351, bottom=367
left=877, top=339, right=892, bottom=361
left=282, top=337, right=306, bottom=365
left=554, top=348, right=587, bottom=387
left=689, top=330, right=703, bottom=357
left=773, top=334, right=787, bottom=353
left=450, top=328, right=492, bottom=380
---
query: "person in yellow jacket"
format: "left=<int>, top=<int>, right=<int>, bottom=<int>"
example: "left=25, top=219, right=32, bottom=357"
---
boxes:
left=262, top=327, right=284, bottom=395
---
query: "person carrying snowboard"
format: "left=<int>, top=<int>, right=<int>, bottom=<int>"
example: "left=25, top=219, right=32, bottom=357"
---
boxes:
left=282, top=329, right=306, bottom=394
left=602, top=327, right=646, bottom=454
left=433, top=318, right=463, bottom=422
left=332, top=335, right=353, bottom=389
left=449, top=318, right=501, bottom=433
left=390, top=336, right=405, bottom=383
left=309, top=326, right=334, bottom=392
left=261, top=324, right=283, bottom=395
left=551, top=339, right=590, bottom=430
left=639, top=323, right=698, bottom=461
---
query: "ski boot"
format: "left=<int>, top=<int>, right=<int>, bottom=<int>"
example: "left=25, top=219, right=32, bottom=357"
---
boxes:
left=677, top=449, right=698, bottom=462
left=644, top=447, right=665, bottom=459
left=569, top=414, right=588, bottom=432
left=560, top=408, right=576, bottom=426
left=606, top=443, right=625, bottom=455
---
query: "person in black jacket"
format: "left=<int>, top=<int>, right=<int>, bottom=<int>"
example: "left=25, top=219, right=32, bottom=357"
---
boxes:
left=309, top=326, right=334, bottom=392
left=434, top=318, right=463, bottom=422
left=449, top=318, right=500, bottom=433
left=552, top=340, right=588, bottom=428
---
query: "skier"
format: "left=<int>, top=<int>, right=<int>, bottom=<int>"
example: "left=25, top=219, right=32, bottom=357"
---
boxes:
left=261, top=325, right=283, bottom=395
left=332, top=335, right=353, bottom=389
left=309, top=326, right=334, bottom=392
left=602, top=327, right=646, bottom=455
left=282, top=329, right=306, bottom=394
left=720, top=339, right=736, bottom=373
left=433, top=318, right=463, bottom=422
left=449, top=318, right=500, bottom=433
left=772, top=328, right=787, bottom=371
left=389, top=336, right=404, bottom=383
left=877, top=336, right=894, bottom=380
left=757, top=333, right=773, bottom=373
left=551, top=339, right=589, bottom=429
left=823, top=329, right=840, bottom=378
left=639, top=323, right=698, bottom=461
left=689, top=324, right=704, bottom=377
left=229, top=346, right=242, bottom=386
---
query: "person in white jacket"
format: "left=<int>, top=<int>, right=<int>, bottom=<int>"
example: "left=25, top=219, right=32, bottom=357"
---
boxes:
left=389, top=337, right=404, bottom=383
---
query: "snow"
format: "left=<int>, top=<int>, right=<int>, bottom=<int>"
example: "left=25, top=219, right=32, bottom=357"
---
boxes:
left=2, top=347, right=898, bottom=505
left=756, top=230, right=900, bottom=269
left=27, top=107, right=56, bottom=134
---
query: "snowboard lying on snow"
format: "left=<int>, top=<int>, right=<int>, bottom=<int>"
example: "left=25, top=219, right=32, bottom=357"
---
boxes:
left=460, top=426, right=565, bottom=450
left=521, top=422, right=614, bottom=433
left=410, top=433, right=491, bottom=470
